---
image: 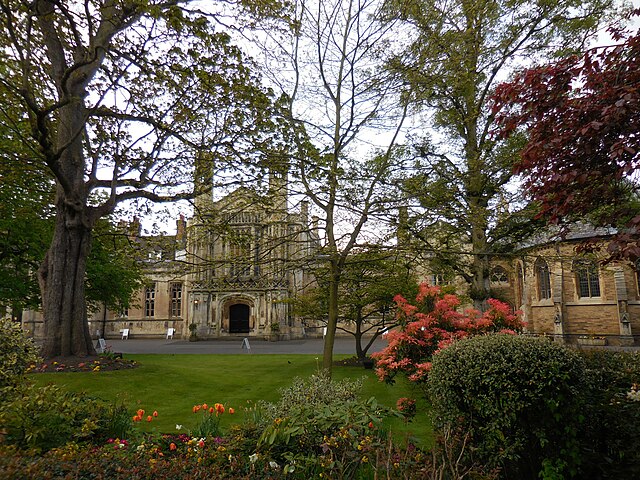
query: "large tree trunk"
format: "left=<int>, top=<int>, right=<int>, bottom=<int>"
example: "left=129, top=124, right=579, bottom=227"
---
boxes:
left=322, top=266, right=340, bottom=376
left=38, top=200, right=95, bottom=358
left=354, top=313, right=365, bottom=362
left=469, top=198, right=490, bottom=311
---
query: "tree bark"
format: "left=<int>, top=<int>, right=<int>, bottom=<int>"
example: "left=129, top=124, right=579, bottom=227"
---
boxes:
left=322, top=264, right=340, bottom=375
left=38, top=196, right=96, bottom=359
left=354, top=313, right=365, bottom=361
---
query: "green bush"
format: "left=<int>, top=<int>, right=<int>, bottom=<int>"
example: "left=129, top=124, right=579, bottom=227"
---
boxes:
left=427, top=334, right=586, bottom=480
left=245, top=373, right=397, bottom=476
left=578, top=350, right=640, bottom=479
left=255, top=372, right=363, bottom=423
left=0, top=382, right=133, bottom=452
left=0, top=317, right=41, bottom=389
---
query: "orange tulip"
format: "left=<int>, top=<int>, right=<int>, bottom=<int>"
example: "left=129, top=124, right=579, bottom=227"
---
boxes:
left=202, top=403, right=208, bottom=410
left=137, top=409, right=145, bottom=417
left=146, top=415, right=153, bottom=422
left=215, top=403, right=224, bottom=415
left=153, top=411, right=158, bottom=417
left=228, top=408, right=235, bottom=415
left=169, top=443, right=177, bottom=451
left=209, top=407, right=214, bottom=414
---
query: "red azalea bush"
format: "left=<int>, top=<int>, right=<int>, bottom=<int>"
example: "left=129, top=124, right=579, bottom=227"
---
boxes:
left=372, top=282, right=524, bottom=384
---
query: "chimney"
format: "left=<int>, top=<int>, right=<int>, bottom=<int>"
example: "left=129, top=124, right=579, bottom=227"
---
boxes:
left=130, top=217, right=141, bottom=238
left=301, top=201, right=309, bottom=224
left=176, top=214, right=186, bottom=246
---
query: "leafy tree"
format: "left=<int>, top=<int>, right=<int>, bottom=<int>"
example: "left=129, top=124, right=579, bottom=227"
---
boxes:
left=293, top=248, right=418, bottom=361
left=383, top=0, right=617, bottom=307
left=86, top=219, right=146, bottom=326
left=0, top=160, right=54, bottom=317
left=0, top=0, right=288, bottom=358
left=253, top=0, right=411, bottom=374
left=0, top=161, right=144, bottom=324
left=493, top=18, right=640, bottom=261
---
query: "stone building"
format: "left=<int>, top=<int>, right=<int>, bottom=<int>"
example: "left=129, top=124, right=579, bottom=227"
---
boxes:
left=22, top=167, right=321, bottom=341
left=100, top=219, right=640, bottom=345
left=480, top=226, right=640, bottom=346
left=412, top=213, right=639, bottom=346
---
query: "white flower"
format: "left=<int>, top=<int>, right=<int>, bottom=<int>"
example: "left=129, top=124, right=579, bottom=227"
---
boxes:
left=269, top=461, right=280, bottom=469
left=627, top=389, right=640, bottom=402
left=249, top=453, right=259, bottom=464
left=176, top=424, right=183, bottom=430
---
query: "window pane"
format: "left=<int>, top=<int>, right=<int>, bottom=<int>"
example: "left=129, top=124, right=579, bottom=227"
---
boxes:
left=536, top=260, right=551, bottom=300
left=574, top=261, right=600, bottom=298
left=170, top=283, right=182, bottom=317
left=145, top=285, right=155, bottom=317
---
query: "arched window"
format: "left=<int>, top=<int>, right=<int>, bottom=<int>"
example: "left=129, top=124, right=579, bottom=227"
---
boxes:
left=573, top=259, right=601, bottom=298
left=490, top=265, right=509, bottom=284
left=535, top=258, right=552, bottom=300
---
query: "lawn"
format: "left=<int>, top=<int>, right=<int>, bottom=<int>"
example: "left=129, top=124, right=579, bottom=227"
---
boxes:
left=30, top=354, right=434, bottom=446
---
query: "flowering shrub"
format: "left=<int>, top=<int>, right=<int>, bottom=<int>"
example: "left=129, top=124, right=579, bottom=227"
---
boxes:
left=396, top=397, right=417, bottom=421
left=0, top=317, right=41, bottom=388
left=0, top=438, right=434, bottom=479
left=372, top=282, right=524, bottom=384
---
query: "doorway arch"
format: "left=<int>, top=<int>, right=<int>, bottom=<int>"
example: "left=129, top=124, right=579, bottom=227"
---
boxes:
left=229, top=303, right=250, bottom=333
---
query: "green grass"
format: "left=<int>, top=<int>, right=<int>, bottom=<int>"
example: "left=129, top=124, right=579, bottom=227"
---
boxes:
left=30, top=354, right=433, bottom=446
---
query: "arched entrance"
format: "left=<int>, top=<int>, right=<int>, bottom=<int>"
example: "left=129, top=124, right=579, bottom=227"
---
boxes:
left=229, top=303, right=250, bottom=333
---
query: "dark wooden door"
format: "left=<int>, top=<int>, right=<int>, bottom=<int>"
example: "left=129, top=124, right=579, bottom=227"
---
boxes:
left=229, top=304, right=250, bottom=333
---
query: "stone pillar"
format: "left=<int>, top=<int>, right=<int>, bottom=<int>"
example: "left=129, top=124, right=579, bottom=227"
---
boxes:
left=614, top=268, right=634, bottom=345
left=552, top=269, right=565, bottom=343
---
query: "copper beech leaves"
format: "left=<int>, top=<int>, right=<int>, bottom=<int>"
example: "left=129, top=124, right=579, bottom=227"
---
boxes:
left=492, top=16, right=640, bottom=260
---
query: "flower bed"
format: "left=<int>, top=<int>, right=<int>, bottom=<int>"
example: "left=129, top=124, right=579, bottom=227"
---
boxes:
left=29, top=355, right=137, bottom=373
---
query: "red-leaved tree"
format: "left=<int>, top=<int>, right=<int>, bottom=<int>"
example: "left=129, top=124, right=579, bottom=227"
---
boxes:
left=372, top=283, right=524, bottom=384
left=492, top=16, right=640, bottom=261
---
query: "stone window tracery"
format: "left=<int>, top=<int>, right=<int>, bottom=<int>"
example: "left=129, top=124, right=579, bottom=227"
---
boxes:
left=535, top=258, right=552, bottom=300
left=573, top=259, right=601, bottom=298
left=145, top=284, right=156, bottom=317
left=490, top=265, right=509, bottom=284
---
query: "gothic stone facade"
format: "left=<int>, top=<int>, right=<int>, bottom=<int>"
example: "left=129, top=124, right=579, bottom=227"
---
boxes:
left=487, top=238, right=640, bottom=346
left=22, top=185, right=319, bottom=341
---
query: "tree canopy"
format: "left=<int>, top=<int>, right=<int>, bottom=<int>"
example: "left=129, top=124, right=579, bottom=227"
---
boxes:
left=493, top=17, right=640, bottom=260
left=0, top=0, right=289, bottom=357
left=251, top=0, right=411, bottom=373
left=293, top=248, right=418, bottom=361
left=383, top=0, right=617, bottom=306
